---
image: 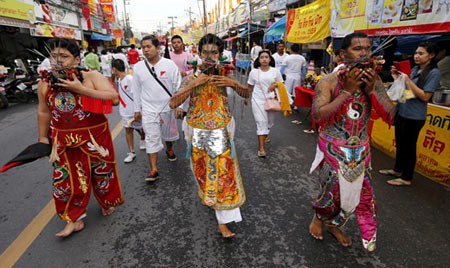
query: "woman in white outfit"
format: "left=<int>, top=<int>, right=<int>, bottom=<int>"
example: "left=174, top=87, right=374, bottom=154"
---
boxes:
left=247, top=50, right=283, bottom=157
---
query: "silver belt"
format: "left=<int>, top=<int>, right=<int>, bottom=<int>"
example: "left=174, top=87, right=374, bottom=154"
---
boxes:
left=192, top=128, right=230, bottom=158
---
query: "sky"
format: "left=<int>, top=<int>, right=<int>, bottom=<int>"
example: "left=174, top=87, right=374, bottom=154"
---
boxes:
left=116, top=0, right=218, bottom=35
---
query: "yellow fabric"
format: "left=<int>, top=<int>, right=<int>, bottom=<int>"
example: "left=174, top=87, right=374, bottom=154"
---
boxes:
left=276, top=81, right=292, bottom=117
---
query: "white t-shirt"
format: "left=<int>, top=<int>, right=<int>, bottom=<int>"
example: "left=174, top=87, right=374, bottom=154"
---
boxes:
left=117, top=75, right=134, bottom=117
left=100, top=54, right=112, bottom=77
left=223, top=50, right=233, bottom=63
left=250, top=45, right=262, bottom=61
left=272, top=52, right=287, bottom=74
left=282, top=54, right=306, bottom=78
left=132, top=58, right=181, bottom=114
left=247, top=67, right=283, bottom=102
left=112, top=53, right=130, bottom=70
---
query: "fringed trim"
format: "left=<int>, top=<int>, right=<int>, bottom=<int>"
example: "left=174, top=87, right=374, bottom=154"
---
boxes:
left=230, top=139, right=236, bottom=159
left=370, top=93, right=394, bottom=126
left=318, top=99, right=349, bottom=129
left=88, top=130, right=108, bottom=157
left=49, top=133, right=60, bottom=163
left=185, top=141, right=192, bottom=159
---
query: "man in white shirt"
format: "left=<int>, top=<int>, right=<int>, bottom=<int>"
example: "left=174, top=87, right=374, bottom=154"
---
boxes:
left=112, top=58, right=145, bottom=163
left=133, top=35, right=182, bottom=182
left=272, top=42, right=287, bottom=79
left=250, top=41, right=262, bottom=69
left=282, top=44, right=306, bottom=99
left=112, top=47, right=130, bottom=72
left=223, top=46, right=233, bottom=63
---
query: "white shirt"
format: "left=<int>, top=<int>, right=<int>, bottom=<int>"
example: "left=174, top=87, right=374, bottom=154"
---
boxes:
left=100, top=54, right=112, bottom=77
left=112, top=53, right=130, bottom=70
left=282, top=54, right=306, bottom=78
left=117, top=75, right=134, bottom=117
left=272, top=52, right=287, bottom=74
left=247, top=67, right=283, bottom=102
left=223, top=50, right=233, bottom=63
left=132, top=58, right=181, bottom=114
left=250, top=45, right=262, bottom=61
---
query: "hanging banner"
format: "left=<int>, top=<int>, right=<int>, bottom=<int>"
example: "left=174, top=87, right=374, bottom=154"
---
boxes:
left=286, top=0, right=331, bottom=44
left=371, top=104, right=450, bottom=187
left=0, top=0, right=35, bottom=23
left=30, top=23, right=82, bottom=40
left=332, top=0, right=450, bottom=37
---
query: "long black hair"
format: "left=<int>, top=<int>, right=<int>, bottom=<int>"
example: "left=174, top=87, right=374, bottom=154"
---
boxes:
left=415, top=42, right=438, bottom=89
left=253, top=50, right=275, bottom=69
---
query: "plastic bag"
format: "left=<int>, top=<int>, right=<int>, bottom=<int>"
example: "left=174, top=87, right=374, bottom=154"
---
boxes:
left=387, top=74, right=406, bottom=101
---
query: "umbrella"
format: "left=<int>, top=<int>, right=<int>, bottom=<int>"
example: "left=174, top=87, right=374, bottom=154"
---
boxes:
left=0, top=142, right=51, bottom=173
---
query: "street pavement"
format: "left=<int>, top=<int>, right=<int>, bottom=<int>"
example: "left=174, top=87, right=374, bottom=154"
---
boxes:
left=0, top=95, right=449, bottom=268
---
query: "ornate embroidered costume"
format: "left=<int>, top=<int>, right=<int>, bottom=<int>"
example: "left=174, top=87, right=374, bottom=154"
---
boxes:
left=46, top=79, right=124, bottom=222
left=310, top=82, right=391, bottom=252
left=183, top=81, right=245, bottom=210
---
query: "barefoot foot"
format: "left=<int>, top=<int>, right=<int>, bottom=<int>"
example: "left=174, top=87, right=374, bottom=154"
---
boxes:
left=102, top=206, right=115, bottom=216
left=55, top=220, right=84, bottom=237
left=309, top=214, right=323, bottom=240
left=326, top=226, right=352, bottom=247
left=218, top=224, right=236, bottom=239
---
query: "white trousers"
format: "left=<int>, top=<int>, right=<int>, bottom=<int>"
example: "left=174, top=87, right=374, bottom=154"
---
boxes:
left=284, top=75, right=301, bottom=98
left=215, top=208, right=242, bottom=224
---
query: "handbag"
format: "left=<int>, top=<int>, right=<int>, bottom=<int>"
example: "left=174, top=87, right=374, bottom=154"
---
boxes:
left=264, top=98, right=282, bottom=111
left=258, top=69, right=282, bottom=112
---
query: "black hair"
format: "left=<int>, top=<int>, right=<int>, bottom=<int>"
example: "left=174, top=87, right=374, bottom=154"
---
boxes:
left=277, top=42, right=285, bottom=46
left=171, top=35, right=183, bottom=43
left=47, top=38, right=80, bottom=57
left=111, top=58, right=126, bottom=72
left=291, top=44, right=300, bottom=53
left=101, top=49, right=107, bottom=55
left=437, top=41, right=450, bottom=56
left=198, top=34, right=224, bottom=54
left=130, top=44, right=136, bottom=49
left=416, top=42, right=438, bottom=89
left=115, top=47, right=122, bottom=53
left=141, top=35, right=160, bottom=48
left=341, top=32, right=369, bottom=51
left=254, top=50, right=275, bottom=68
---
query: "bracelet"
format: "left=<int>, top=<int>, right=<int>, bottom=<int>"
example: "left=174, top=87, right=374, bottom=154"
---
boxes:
left=341, top=90, right=352, bottom=96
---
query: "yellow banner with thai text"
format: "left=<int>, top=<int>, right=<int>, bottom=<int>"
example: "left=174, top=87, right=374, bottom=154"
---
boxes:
left=371, top=104, right=450, bottom=187
left=286, top=0, right=331, bottom=44
left=0, top=0, right=35, bottom=22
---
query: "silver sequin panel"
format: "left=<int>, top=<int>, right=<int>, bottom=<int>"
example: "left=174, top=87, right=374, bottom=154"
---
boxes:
left=192, top=128, right=230, bottom=158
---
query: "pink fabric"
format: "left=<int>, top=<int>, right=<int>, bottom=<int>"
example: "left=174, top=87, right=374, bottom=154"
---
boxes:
left=170, top=51, right=194, bottom=75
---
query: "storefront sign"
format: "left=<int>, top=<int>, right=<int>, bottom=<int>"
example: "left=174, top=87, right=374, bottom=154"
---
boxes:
left=332, top=0, right=450, bottom=37
left=30, top=23, right=82, bottom=40
left=286, top=0, right=331, bottom=44
left=371, top=104, right=450, bottom=187
left=268, top=0, right=287, bottom=12
left=33, top=2, right=79, bottom=27
left=0, top=15, right=34, bottom=28
left=100, top=0, right=115, bottom=23
left=0, top=0, right=35, bottom=23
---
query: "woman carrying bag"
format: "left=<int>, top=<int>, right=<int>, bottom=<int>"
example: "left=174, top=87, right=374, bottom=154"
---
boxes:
left=380, top=42, right=441, bottom=186
left=247, top=50, right=286, bottom=158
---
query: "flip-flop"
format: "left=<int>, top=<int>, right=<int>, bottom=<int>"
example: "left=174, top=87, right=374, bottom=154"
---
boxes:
left=386, top=178, right=411, bottom=187
left=257, top=151, right=267, bottom=158
left=291, top=120, right=302, bottom=125
left=265, top=137, right=271, bottom=143
left=303, top=129, right=315, bottom=134
left=378, top=169, right=401, bottom=176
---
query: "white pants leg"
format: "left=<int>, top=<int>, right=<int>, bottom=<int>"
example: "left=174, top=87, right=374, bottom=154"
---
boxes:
left=215, top=208, right=242, bottom=224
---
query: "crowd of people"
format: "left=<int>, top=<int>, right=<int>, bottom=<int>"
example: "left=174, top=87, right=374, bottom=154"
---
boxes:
left=30, top=31, right=444, bottom=253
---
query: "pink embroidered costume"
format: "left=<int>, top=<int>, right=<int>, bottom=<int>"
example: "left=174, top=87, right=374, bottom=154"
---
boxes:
left=310, top=81, right=394, bottom=252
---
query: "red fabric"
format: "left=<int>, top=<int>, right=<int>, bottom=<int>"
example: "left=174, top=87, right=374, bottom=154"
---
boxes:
left=127, top=49, right=139, bottom=64
left=294, top=86, right=317, bottom=130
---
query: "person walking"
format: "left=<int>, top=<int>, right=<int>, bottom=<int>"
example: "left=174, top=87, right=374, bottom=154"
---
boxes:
left=272, top=42, right=287, bottom=79
left=308, top=32, right=396, bottom=252
left=170, top=35, right=194, bottom=77
left=100, top=49, right=112, bottom=81
left=379, top=42, right=441, bottom=186
left=127, top=44, right=140, bottom=69
left=37, top=38, right=124, bottom=237
left=250, top=41, right=262, bottom=69
left=169, top=33, right=250, bottom=238
left=111, top=58, right=145, bottom=163
left=282, top=44, right=306, bottom=100
left=132, top=35, right=182, bottom=182
left=247, top=50, right=284, bottom=157
left=84, top=46, right=101, bottom=71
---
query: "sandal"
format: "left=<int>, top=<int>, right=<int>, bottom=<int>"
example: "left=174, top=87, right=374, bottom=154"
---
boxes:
left=303, top=129, right=315, bottom=134
left=257, top=151, right=266, bottom=158
left=291, top=120, right=302, bottom=125
left=386, top=178, right=411, bottom=187
left=378, top=169, right=401, bottom=176
left=265, top=137, right=271, bottom=143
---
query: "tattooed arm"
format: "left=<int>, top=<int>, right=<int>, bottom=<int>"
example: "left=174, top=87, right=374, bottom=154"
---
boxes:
left=169, top=74, right=209, bottom=109
left=369, top=80, right=396, bottom=124
left=211, top=74, right=251, bottom=98
left=312, top=73, right=353, bottom=123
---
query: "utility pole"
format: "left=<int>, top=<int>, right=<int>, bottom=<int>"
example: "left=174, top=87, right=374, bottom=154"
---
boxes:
left=185, top=7, right=194, bottom=28
left=202, top=0, right=207, bottom=34
left=168, top=16, right=177, bottom=35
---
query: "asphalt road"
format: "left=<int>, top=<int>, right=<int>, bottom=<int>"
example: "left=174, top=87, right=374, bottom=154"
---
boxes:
left=0, top=96, right=449, bottom=268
